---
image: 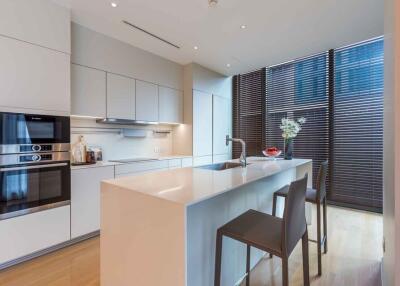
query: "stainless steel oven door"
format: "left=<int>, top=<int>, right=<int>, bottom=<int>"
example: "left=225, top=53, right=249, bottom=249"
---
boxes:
left=0, top=161, right=71, bottom=220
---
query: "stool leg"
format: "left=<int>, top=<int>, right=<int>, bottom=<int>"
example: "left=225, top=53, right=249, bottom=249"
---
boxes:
left=214, top=231, right=223, bottom=286
left=282, top=257, right=289, bottom=286
left=272, top=193, right=278, bottom=217
left=270, top=194, right=278, bottom=259
left=302, top=229, right=310, bottom=286
left=246, top=244, right=251, bottom=286
left=323, top=197, right=328, bottom=254
left=317, top=202, right=322, bottom=276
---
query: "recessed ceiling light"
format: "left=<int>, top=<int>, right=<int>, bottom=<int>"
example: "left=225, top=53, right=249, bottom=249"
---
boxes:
left=209, top=0, right=218, bottom=7
left=194, top=46, right=199, bottom=50
left=226, top=64, right=231, bottom=68
left=111, top=2, right=118, bottom=8
left=240, top=25, right=247, bottom=29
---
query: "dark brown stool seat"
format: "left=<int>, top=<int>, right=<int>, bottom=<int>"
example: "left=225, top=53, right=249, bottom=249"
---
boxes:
left=214, top=175, right=310, bottom=286
left=274, top=186, right=321, bottom=203
left=220, top=209, right=283, bottom=254
left=272, top=161, right=328, bottom=276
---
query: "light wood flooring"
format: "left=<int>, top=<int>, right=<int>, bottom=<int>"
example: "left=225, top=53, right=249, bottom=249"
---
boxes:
left=0, top=206, right=382, bottom=286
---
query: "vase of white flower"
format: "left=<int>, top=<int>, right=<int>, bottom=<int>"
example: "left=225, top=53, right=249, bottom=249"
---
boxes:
left=284, top=138, right=294, bottom=160
left=280, top=117, right=306, bottom=160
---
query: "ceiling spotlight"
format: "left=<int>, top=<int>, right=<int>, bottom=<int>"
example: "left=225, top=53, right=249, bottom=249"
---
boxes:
left=194, top=46, right=199, bottom=50
left=240, top=25, right=247, bottom=29
left=111, top=2, right=118, bottom=8
left=209, top=0, right=218, bottom=7
left=226, top=64, right=231, bottom=68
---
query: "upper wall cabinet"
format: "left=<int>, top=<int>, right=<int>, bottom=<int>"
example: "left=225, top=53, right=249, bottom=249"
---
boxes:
left=0, top=0, right=70, bottom=54
left=107, top=73, right=135, bottom=120
left=136, top=80, right=159, bottom=122
left=213, top=95, right=232, bottom=156
left=159, top=86, right=183, bottom=124
left=71, top=64, right=106, bottom=118
left=0, top=36, right=70, bottom=115
left=193, top=90, right=213, bottom=157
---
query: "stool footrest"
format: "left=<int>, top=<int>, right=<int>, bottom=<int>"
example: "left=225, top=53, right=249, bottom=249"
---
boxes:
left=308, top=235, right=327, bottom=247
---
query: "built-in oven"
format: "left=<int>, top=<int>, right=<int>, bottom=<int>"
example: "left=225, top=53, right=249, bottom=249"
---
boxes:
left=0, top=112, right=71, bottom=220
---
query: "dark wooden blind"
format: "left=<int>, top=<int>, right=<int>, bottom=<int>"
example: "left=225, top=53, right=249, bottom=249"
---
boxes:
left=329, top=37, right=384, bottom=212
left=266, top=53, right=329, bottom=189
left=232, top=69, right=266, bottom=158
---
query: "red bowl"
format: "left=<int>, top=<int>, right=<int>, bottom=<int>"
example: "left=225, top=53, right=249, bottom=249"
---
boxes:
left=263, top=149, right=282, bottom=157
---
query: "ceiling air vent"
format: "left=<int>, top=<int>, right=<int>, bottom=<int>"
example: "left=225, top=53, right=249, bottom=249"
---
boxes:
left=122, top=20, right=180, bottom=49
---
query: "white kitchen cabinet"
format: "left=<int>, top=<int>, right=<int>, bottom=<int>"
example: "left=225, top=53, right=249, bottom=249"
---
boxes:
left=136, top=80, right=159, bottom=122
left=71, top=64, right=106, bottom=118
left=107, top=73, right=135, bottom=120
left=115, top=160, right=169, bottom=177
left=0, top=0, right=70, bottom=54
left=159, top=86, right=183, bottom=123
left=193, top=156, right=213, bottom=167
left=193, top=90, right=213, bottom=157
left=0, top=36, right=70, bottom=115
left=168, top=159, right=182, bottom=169
left=182, top=158, right=194, bottom=167
left=0, top=206, right=70, bottom=265
left=213, top=154, right=231, bottom=164
left=71, top=166, right=115, bottom=239
left=213, top=95, right=232, bottom=159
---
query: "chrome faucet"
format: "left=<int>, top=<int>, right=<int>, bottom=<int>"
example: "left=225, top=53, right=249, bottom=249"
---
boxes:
left=226, top=135, right=247, bottom=167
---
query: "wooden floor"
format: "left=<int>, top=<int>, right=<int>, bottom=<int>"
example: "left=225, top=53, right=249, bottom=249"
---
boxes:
left=0, top=206, right=382, bottom=286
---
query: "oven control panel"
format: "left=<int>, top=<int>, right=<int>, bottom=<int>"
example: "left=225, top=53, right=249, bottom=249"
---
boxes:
left=20, top=145, right=53, bottom=153
left=19, top=154, right=52, bottom=163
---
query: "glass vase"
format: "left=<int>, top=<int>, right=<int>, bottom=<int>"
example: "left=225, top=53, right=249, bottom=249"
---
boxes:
left=284, top=138, right=293, bottom=160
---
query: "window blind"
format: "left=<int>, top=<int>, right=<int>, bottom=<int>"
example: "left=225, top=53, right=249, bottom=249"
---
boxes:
left=232, top=37, right=384, bottom=212
left=330, top=37, right=383, bottom=211
left=232, top=69, right=266, bottom=158
left=266, top=53, right=329, bottom=189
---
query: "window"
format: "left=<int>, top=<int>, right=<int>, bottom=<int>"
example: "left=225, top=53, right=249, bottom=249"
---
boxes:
left=232, top=37, right=384, bottom=212
left=266, top=53, right=329, bottom=189
left=330, top=38, right=383, bottom=212
left=232, top=69, right=266, bottom=158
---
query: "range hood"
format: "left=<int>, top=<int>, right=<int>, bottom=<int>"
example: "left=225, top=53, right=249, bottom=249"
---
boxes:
left=96, top=118, right=158, bottom=125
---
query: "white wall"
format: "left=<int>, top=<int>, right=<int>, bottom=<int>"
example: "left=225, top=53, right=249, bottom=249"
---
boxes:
left=71, top=118, right=173, bottom=160
left=172, top=63, right=232, bottom=156
left=71, top=22, right=183, bottom=91
left=191, top=64, right=232, bottom=99
left=383, top=0, right=400, bottom=285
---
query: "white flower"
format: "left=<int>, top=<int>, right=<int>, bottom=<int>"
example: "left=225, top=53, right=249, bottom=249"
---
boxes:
left=280, top=117, right=306, bottom=139
left=297, top=117, right=306, bottom=124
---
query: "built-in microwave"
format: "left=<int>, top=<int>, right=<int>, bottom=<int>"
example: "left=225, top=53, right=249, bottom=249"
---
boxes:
left=0, top=112, right=71, bottom=220
left=0, top=112, right=70, bottom=154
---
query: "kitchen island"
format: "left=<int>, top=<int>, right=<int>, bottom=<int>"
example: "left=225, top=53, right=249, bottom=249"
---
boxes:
left=100, top=157, right=312, bottom=286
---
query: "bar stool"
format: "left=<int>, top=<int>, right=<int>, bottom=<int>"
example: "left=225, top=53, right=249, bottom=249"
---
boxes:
left=272, top=161, right=328, bottom=276
left=214, top=174, right=310, bottom=286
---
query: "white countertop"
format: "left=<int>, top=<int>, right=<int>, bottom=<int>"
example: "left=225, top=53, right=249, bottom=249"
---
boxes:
left=71, top=155, right=192, bottom=170
left=102, top=157, right=312, bottom=206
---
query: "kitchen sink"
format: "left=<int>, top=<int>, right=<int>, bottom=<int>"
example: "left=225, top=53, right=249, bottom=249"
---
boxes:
left=195, top=162, right=247, bottom=171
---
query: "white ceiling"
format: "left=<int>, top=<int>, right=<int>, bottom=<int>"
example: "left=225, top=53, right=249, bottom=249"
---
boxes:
left=53, top=0, right=383, bottom=76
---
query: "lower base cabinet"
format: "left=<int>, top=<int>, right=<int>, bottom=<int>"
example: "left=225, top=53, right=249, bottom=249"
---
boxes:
left=193, top=156, right=213, bottom=167
left=0, top=206, right=71, bottom=265
left=213, top=154, right=231, bottom=164
left=71, top=166, right=115, bottom=239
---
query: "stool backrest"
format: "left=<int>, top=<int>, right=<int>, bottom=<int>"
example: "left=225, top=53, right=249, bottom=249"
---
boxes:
left=283, top=174, right=308, bottom=256
left=317, top=160, right=329, bottom=201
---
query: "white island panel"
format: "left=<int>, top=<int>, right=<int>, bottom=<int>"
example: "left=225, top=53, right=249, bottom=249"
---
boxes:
left=101, top=158, right=312, bottom=286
